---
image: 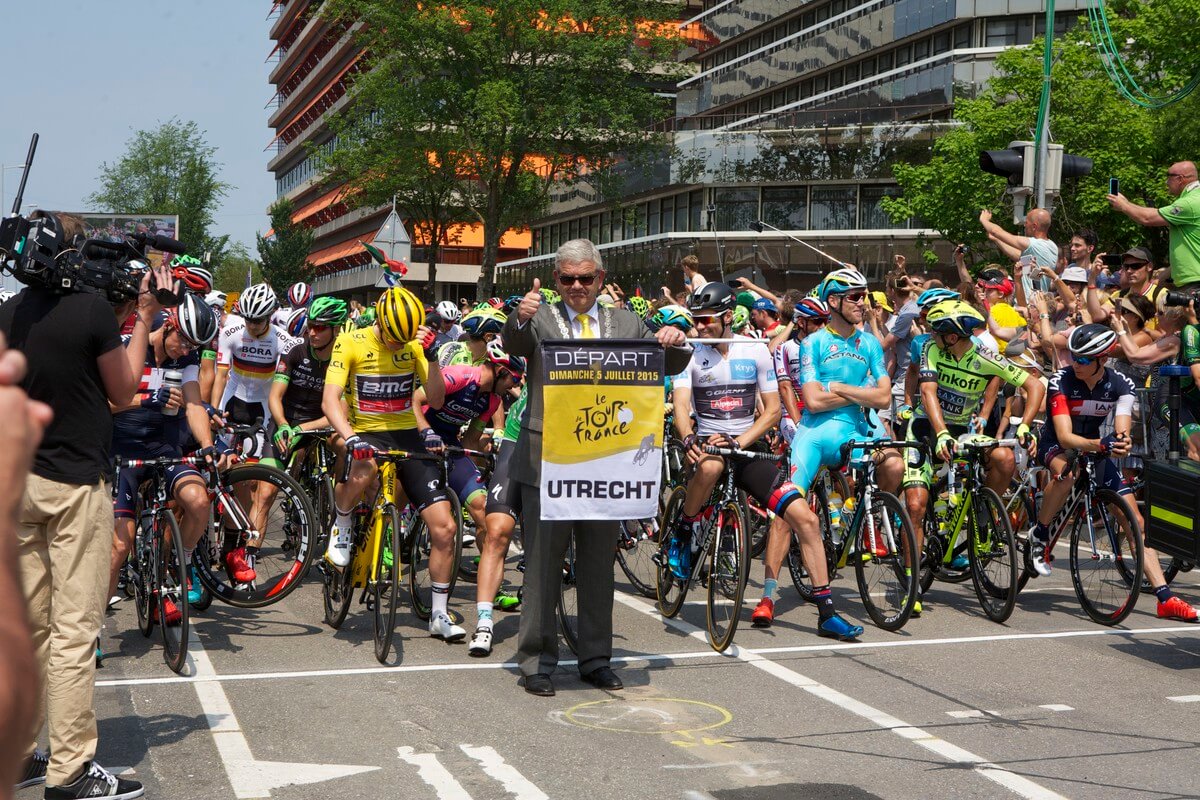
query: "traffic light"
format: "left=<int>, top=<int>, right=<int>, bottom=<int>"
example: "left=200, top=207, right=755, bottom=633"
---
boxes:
left=1045, top=144, right=1093, bottom=194
left=979, top=141, right=1035, bottom=195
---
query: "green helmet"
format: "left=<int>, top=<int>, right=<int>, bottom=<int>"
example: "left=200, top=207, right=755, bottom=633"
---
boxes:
left=627, top=296, right=651, bottom=319
left=732, top=305, right=750, bottom=332
left=170, top=254, right=203, bottom=269
left=539, top=287, right=561, bottom=304
left=355, top=307, right=377, bottom=328
left=308, top=296, right=349, bottom=325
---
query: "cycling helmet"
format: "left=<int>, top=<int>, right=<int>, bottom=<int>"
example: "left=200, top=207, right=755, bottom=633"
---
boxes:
left=0, top=289, right=16, bottom=304
left=539, top=287, right=561, bottom=304
left=647, top=304, right=694, bottom=333
left=355, top=308, right=377, bottom=328
left=916, top=287, right=961, bottom=310
left=285, top=307, right=308, bottom=338
left=503, top=294, right=523, bottom=312
left=486, top=340, right=526, bottom=377
left=169, top=292, right=219, bottom=347
left=239, top=283, right=279, bottom=321
left=487, top=297, right=505, bottom=310
left=287, top=282, right=313, bottom=308
left=436, top=300, right=462, bottom=322
left=926, top=300, right=985, bottom=338
left=976, top=268, right=1014, bottom=297
left=1068, top=323, right=1118, bottom=358
left=817, top=268, right=868, bottom=302
left=686, top=282, right=736, bottom=314
left=374, top=286, right=425, bottom=342
left=462, top=306, right=507, bottom=337
left=792, top=297, right=830, bottom=322
left=169, top=255, right=213, bottom=293
left=204, top=290, right=227, bottom=310
left=308, top=296, right=349, bottom=326
left=731, top=305, right=750, bottom=332
left=627, top=296, right=651, bottom=319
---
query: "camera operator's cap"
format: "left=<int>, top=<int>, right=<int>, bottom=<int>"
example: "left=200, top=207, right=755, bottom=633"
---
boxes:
left=1061, top=266, right=1089, bottom=284
left=870, top=291, right=893, bottom=312
left=752, top=297, right=777, bottom=314
left=1122, top=246, right=1154, bottom=264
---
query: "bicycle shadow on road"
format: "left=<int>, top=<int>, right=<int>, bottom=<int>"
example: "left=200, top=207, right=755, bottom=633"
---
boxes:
left=1107, top=633, right=1200, bottom=671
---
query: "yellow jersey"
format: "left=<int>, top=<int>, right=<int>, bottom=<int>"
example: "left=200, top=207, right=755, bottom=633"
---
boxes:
left=326, top=327, right=429, bottom=432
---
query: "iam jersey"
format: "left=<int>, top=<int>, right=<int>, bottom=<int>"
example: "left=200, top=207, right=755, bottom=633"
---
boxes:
left=215, top=315, right=301, bottom=407
left=112, top=315, right=201, bottom=445
left=673, top=340, right=776, bottom=438
left=773, top=336, right=804, bottom=415
left=423, top=365, right=501, bottom=441
left=1046, top=366, right=1135, bottom=442
left=326, top=327, right=430, bottom=432
left=798, top=326, right=887, bottom=428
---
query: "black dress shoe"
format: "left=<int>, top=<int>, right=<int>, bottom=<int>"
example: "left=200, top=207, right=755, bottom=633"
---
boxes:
left=522, top=673, right=555, bottom=696
left=580, top=666, right=623, bottom=690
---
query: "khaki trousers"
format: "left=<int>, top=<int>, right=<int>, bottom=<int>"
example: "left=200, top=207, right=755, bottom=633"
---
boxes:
left=17, top=473, right=114, bottom=786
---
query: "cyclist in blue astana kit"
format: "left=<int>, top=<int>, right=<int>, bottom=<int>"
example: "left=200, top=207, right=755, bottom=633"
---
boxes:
left=788, top=269, right=904, bottom=496
left=670, top=282, right=862, bottom=640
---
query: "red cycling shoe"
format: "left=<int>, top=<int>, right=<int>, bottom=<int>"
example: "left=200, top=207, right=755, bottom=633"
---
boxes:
left=225, top=547, right=257, bottom=583
left=751, top=597, right=774, bottom=627
left=1157, top=596, right=1199, bottom=622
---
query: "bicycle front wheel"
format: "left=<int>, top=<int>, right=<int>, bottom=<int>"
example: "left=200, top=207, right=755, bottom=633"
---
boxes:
left=745, top=492, right=770, bottom=559
left=706, top=499, right=749, bottom=653
left=968, top=487, right=1018, bottom=623
left=616, top=518, right=659, bottom=598
left=194, top=463, right=318, bottom=608
left=854, top=491, right=918, bottom=631
left=133, top=526, right=155, bottom=638
left=155, top=510, right=190, bottom=674
left=557, top=533, right=579, bottom=655
left=1070, top=488, right=1143, bottom=626
left=655, top=487, right=690, bottom=617
left=373, top=504, right=403, bottom=663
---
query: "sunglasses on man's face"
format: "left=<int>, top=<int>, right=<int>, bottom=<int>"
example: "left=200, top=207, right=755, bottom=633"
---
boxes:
left=557, top=273, right=598, bottom=287
left=693, top=313, right=724, bottom=324
left=1121, top=262, right=1148, bottom=271
left=840, top=292, right=867, bottom=304
left=308, top=323, right=332, bottom=333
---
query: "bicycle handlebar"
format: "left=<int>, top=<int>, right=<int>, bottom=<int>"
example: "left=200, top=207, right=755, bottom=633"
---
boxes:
left=114, top=456, right=205, bottom=469
left=701, top=445, right=784, bottom=462
left=293, top=426, right=335, bottom=438
left=959, top=437, right=1020, bottom=451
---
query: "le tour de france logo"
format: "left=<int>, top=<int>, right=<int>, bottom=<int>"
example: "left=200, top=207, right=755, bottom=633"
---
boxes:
left=574, top=391, right=634, bottom=445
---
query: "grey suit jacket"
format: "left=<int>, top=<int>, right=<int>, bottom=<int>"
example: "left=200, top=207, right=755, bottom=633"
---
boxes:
left=502, top=301, right=693, bottom=487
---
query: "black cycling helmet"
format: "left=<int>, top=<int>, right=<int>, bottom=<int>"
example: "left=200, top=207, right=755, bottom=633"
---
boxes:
left=686, top=282, right=736, bottom=314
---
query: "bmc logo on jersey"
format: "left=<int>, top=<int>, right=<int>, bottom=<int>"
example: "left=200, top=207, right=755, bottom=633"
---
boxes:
left=729, top=359, right=757, bottom=381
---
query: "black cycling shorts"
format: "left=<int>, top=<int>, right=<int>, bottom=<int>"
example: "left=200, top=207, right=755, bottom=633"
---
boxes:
left=360, top=429, right=450, bottom=513
left=484, top=440, right=522, bottom=521
left=112, top=441, right=202, bottom=520
left=701, top=436, right=800, bottom=517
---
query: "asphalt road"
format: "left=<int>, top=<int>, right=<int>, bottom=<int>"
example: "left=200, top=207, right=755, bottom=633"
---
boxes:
left=22, top=545, right=1200, bottom=800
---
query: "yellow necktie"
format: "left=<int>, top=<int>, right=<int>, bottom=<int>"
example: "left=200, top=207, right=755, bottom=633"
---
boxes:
left=576, top=313, right=595, bottom=339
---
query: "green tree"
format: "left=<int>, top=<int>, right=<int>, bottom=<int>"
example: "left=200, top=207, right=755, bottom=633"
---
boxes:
left=88, top=118, right=232, bottom=260
left=213, top=242, right=263, bottom=293
left=256, top=198, right=315, bottom=291
left=881, top=1, right=1200, bottom=265
left=321, top=0, right=685, bottom=298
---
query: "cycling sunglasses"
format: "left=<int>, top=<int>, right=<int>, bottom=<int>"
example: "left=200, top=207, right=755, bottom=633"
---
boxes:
left=1071, top=354, right=1099, bottom=365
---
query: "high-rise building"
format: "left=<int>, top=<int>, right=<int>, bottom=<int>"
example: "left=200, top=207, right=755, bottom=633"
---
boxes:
left=496, top=0, right=1087, bottom=294
left=265, top=0, right=529, bottom=302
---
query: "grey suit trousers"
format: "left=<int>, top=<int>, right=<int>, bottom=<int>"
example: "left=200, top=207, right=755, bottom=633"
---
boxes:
left=515, top=479, right=621, bottom=677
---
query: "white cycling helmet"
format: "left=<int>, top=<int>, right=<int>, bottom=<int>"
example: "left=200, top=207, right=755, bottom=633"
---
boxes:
left=205, top=290, right=227, bottom=310
left=287, top=281, right=313, bottom=308
left=0, top=289, right=16, bottom=304
left=171, top=293, right=219, bottom=347
left=435, top=300, right=462, bottom=323
left=239, top=283, right=279, bottom=321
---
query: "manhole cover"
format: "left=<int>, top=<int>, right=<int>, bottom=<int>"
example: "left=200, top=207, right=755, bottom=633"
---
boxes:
left=563, top=697, right=732, bottom=735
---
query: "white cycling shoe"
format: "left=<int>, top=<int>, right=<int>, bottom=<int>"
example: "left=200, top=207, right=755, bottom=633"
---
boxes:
left=468, top=625, right=493, bottom=657
left=429, top=611, right=466, bottom=642
left=325, top=526, right=353, bottom=568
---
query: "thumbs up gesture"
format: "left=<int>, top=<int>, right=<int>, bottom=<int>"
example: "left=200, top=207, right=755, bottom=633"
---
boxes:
left=518, top=277, right=544, bottom=323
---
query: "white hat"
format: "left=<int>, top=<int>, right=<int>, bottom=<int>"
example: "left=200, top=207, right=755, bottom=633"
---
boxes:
left=1061, top=266, right=1089, bottom=283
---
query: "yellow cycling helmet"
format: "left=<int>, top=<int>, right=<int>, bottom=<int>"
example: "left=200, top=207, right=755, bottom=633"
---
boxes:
left=375, top=286, right=426, bottom=342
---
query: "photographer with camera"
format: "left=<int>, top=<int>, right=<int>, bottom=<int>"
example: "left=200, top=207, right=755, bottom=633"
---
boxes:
left=1108, top=161, right=1200, bottom=290
left=0, top=211, right=167, bottom=800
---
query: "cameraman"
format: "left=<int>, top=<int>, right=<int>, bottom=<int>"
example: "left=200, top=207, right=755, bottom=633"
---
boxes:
left=0, top=211, right=163, bottom=800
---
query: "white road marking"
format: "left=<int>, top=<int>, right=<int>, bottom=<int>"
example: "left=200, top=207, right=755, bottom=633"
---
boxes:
left=187, top=634, right=378, bottom=798
left=460, top=745, right=549, bottom=799
left=1167, top=695, right=1200, bottom=703
left=397, top=747, right=472, bottom=800
left=94, top=624, right=1200, bottom=689
left=947, top=710, right=989, bottom=719
left=615, top=593, right=1069, bottom=800
left=1039, top=704, right=1074, bottom=712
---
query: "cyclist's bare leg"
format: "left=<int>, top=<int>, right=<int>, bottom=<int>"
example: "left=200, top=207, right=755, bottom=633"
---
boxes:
left=421, top=499, right=459, bottom=586
left=477, top=512, right=516, bottom=608
left=1035, top=453, right=1073, bottom=526
left=782, top=499, right=828, bottom=586
left=905, top=485, right=929, bottom=558
left=682, top=455, right=724, bottom=518
left=985, top=446, right=1015, bottom=497
left=874, top=449, right=904, bottom=493
left=334, top=458, right=377, bottom=517
left=173, top=476, right=210, bottom=551
left=465, top=492, right=487, bottom=534
left=762, top=515, right=791, bottom=583
left=109, top=518, right=136, bottom=600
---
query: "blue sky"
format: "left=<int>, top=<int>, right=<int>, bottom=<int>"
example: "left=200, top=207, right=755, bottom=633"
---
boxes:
left=0, top=1, right=276, bottom=253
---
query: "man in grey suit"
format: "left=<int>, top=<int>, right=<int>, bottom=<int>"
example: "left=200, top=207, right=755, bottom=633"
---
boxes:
left=503, top=238, right=694, bottom=696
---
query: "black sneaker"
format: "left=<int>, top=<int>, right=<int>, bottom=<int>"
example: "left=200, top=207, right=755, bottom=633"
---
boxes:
left=15, top=749, right=47, bottom=789
left=44, top=761, right=143, bottom=799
